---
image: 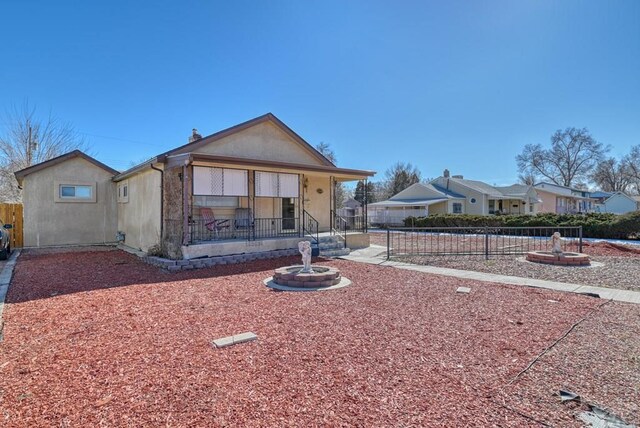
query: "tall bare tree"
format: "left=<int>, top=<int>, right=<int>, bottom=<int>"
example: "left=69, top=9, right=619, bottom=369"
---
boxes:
left=591, top=157, right=633, bottom=192
left=0, top=103, right=87, bottom=202
left=516, top=127, right=607, bottom=187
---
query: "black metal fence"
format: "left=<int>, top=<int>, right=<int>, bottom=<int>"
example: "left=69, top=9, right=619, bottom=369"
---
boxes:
left=385, top=226, right=583, bottom=259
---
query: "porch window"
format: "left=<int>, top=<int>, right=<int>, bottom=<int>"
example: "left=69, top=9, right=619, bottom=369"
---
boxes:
left=193, top=195, right=239, bottom=208
left=452, top=203, right=462, bottom=213
left=193, top=166, right=248, bottom=196
left=255, top=171, right=299, bottom=197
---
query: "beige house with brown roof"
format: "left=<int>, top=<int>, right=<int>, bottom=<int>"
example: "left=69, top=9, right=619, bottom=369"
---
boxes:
left=15, top=113, right=375, bottom=259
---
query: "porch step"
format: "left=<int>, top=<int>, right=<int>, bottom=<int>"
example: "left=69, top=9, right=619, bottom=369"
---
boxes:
left=317, top=234, right=350, bottom=257
left=320, top=247, right=351, bottom=257
left=318, top=242, right=345, bottom=251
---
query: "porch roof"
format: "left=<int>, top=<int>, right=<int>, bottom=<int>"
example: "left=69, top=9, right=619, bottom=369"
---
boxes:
left=187, top=153, right=374, bottom=180
left=369, top=198, right=449, bottom=208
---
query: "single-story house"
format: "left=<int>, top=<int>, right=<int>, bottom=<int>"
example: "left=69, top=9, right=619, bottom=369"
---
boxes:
left=534, top=182, right=596, bottom=214
left=595, top=192, right=639, bottom=214
left=368, top=170, right=540, bottom=225
left=15, top=113, right=375, bottom=259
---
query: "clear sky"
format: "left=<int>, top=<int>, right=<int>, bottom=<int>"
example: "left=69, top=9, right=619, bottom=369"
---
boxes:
left=1, top=1, right=639, bottom=185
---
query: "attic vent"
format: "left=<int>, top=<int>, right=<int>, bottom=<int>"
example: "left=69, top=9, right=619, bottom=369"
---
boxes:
left=452, top=175, right=464, bottom=179
left=189, top=128, right=202, bottom=143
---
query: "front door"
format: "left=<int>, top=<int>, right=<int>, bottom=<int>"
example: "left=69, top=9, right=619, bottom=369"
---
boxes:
left=282, top=198, right=296, bottom=230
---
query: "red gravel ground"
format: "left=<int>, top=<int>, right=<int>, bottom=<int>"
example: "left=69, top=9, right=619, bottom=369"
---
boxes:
left=0, top=249, right=638, bottom=427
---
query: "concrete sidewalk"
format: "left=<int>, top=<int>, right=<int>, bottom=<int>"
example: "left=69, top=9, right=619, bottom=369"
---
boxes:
left=340, top=245, right=640, bottom=304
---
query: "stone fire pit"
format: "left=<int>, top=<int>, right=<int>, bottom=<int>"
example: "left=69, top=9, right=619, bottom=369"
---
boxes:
left=273, top=265, right=341, bottom=288
left=525, top=251, right=591, bottom=266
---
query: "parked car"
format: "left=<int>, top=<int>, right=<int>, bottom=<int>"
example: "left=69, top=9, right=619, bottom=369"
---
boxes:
left=0, top=220, right=12, bottom=260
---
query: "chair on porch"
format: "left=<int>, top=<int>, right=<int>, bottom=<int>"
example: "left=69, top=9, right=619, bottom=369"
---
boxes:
left=234, top=208, right=254, bottom=237
left=200, top=208, right=230, bottom=238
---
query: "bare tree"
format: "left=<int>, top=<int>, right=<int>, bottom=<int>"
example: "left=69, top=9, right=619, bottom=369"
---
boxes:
left=0, top=102, right=88, bottom=202
left=591, top=157, right=633, bottom=192
left=516, top=127, right=607, bottom=187
left=315, top=142, right=345, bottom=208
left=623, top=145, right=640, bottom=194
left=382, top=162, right=421, bottom=198
left=518, top=170, right=537, bottom=186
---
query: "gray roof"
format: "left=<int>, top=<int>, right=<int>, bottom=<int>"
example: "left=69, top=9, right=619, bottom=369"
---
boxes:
left=448, top=178, right=504, bottom=198
left=369, top=198, right=449, bottom=208
left=494, top=184, right=530, bottom=197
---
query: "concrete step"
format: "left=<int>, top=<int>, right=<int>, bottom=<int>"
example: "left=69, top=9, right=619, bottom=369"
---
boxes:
left=319, top=242, right=345, bottom=251
left=318, top=236, right=342, bottom=244
left=320, top=248, right=351, bottom=257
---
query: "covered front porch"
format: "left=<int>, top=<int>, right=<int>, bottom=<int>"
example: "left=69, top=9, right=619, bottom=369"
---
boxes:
left=161, top=153, right=373, bottom=258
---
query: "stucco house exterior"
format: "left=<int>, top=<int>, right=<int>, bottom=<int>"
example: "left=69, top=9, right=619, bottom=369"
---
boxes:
left=15, top=113, right=375, bottom=259
left=534, top=182, right=596, bottom=214
left=594, top=192, right=639, bottom=214
left=14, top=151, right=119, bottom=247
left=368, top=171, right=540, bottom=225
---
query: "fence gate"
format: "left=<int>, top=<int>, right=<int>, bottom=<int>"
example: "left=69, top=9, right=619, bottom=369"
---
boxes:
left=0, top=203, right=23, bottom=249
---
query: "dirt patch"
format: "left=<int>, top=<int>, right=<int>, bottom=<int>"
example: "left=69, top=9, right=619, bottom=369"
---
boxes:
left=0, top=249, right=638, bottom=427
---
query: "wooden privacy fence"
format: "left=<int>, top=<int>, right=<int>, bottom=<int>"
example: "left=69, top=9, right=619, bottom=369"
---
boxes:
left=0, top=203, right=23, bottom=248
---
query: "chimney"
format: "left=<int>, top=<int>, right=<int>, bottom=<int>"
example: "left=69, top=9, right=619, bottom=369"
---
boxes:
left=443, top=169, right=450, bottom=178
left=452, top=175, right=464, bottom=179
left=189, top=128, right=202, bottom=143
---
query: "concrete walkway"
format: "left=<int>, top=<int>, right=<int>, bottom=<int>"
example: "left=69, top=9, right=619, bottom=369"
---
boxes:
left=340, top=245, right=640, bottom=304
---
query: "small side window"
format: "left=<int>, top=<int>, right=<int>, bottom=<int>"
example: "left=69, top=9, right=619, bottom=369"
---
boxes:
left=117, top=181, right=129, bottom=203
left=60, top=185, right=92, bottom=199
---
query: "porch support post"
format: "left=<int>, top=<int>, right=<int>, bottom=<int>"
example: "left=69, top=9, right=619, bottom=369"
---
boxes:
left=182, top=164, right=189, bottom=246
left=363, top=178, right=368, bottom=233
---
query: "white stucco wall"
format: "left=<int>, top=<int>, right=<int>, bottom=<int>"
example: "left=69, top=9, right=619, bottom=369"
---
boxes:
left=22, top=157, right=118, bottom=247
left=117, top=168, right=162, bottom=251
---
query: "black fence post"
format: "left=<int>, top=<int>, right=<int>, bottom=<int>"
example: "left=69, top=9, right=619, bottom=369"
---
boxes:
left=387, top=228, right=390, bottom=260
left=579, top=226, right=583, bottom=253
left=484, top=226, right=489, bottom=260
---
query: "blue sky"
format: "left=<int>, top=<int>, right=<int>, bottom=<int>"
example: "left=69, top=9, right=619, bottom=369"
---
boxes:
left=1, top=1, right=639, bottom=185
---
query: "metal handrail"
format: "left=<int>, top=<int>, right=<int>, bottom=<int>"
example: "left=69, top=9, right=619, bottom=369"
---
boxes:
left=302, top=210, right=319, bottom=245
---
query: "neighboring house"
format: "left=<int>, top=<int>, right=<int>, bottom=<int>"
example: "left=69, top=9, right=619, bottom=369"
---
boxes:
left=14, top=151, right=119, bottom=247
left=596, top=192, right=639, bottom=214
left=368, top=182, right=466, bottom=225
left=633, top=196, right=640, bottom=211
left=15, top=113, right=375, bottom=259
left=368, top=170, right=540, bottom=225
left=534, top=182, right=596, bottom=214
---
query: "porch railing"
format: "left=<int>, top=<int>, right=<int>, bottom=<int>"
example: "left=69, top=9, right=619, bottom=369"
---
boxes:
left=331, top=210, right=367, bottom=234
left=188, top=217, right=300, bottom=243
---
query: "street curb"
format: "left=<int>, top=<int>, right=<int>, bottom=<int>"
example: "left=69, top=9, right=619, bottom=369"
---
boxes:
left=0, top=249, right=21, bottom=341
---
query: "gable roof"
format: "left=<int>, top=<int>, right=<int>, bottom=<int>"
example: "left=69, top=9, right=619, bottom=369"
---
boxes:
left=114, top=113, right=358, bottom=181
left=604, top=192, right=638, bottom=204
left=14, top=150, right=119, bottom=183
left=389, top=182, right=465, bottom=201
left=590, top=191, right=613, bottom=199
left=445, top=177, right=504, bottom=198
left=160, top=113, right=334, bottom=167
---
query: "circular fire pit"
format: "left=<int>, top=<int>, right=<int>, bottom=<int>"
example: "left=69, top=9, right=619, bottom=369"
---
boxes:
left=272, top=265, right=341, bottom=288
left=526, top=251, right=591, bottom=266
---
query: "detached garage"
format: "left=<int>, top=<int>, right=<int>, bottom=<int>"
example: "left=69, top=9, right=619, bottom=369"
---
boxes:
left=14, top=150, right=119, bottom=247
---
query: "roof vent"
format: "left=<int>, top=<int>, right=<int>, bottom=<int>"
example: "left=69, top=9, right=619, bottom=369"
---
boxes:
left=443, top=169, right=450, bottom=178
left=189, top=128, right=202, bottom=143
left=452, top=175, right=464, bottom=179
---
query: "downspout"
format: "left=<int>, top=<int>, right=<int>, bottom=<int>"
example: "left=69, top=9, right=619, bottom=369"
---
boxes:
left=150, top=163, right=164, bottom=244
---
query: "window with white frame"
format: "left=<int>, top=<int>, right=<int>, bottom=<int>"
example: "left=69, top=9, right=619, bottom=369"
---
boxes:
left=452, top=202, right=462, bottom=213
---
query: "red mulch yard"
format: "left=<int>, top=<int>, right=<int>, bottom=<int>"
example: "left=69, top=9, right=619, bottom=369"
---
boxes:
left=0, top=249, right=638, bottom=427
